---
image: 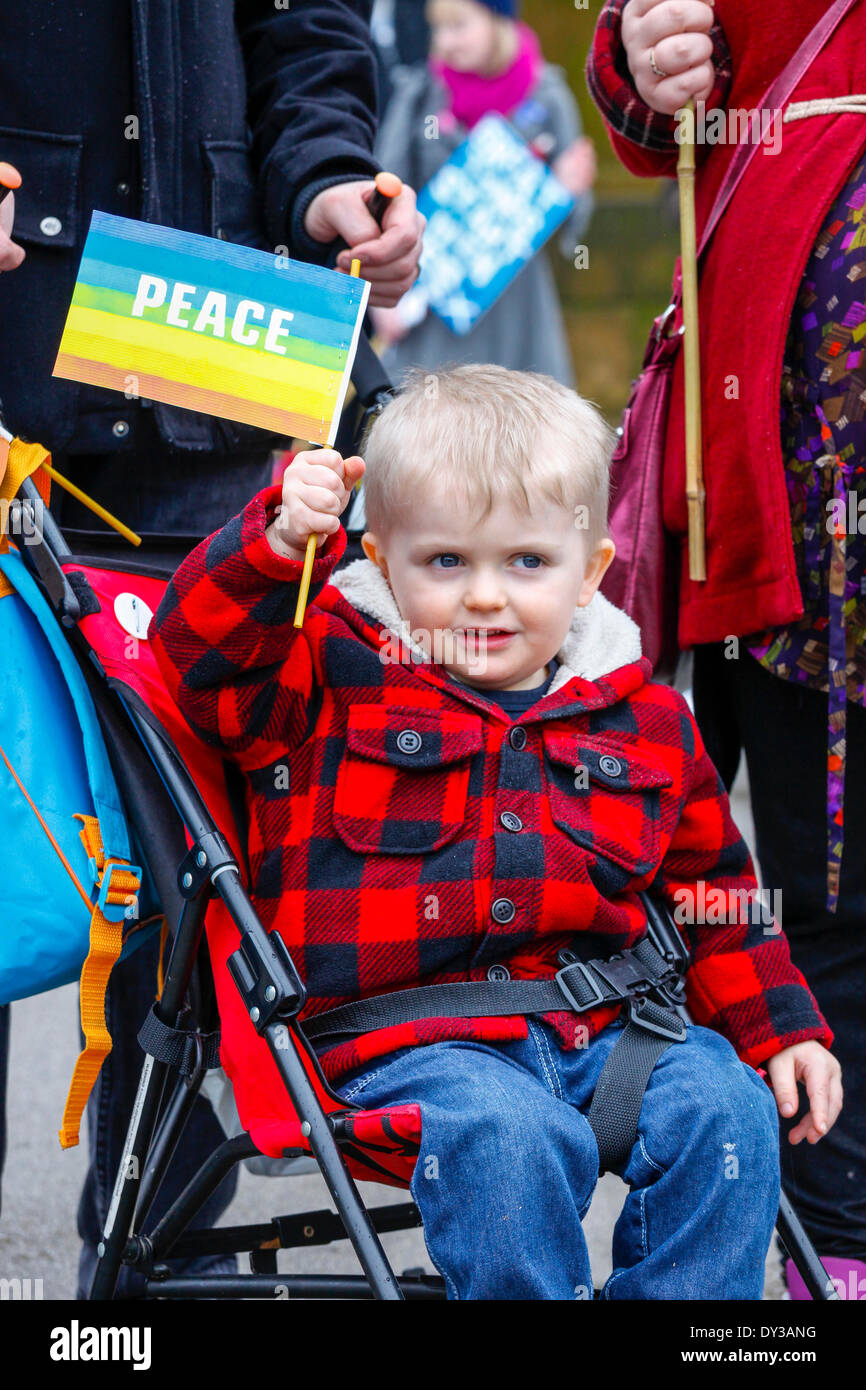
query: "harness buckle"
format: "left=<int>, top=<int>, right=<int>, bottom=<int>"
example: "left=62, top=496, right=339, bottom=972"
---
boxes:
left=628, top=995, right=687, bottom=1043
left=590, top=952, right=652, bottom=998
left=555, top=961, right=605, bottom=1013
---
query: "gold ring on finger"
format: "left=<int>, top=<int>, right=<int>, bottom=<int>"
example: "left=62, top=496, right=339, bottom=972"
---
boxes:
left=649, top=47, right=669, bottom=80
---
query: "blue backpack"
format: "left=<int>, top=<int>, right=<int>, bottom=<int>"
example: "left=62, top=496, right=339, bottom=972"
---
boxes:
left=0, top=545, right=160, bottom=1144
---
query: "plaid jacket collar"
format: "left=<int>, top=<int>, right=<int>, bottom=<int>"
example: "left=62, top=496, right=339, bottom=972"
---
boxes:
left=321, top=556, right=652, bottom=725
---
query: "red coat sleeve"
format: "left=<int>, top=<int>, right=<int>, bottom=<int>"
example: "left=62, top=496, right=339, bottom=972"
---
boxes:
left=149, top=484, right=346, bottom=768
left=653, top=695, right=833, bottom=1068
left=585, top=0, right=733, bottom=178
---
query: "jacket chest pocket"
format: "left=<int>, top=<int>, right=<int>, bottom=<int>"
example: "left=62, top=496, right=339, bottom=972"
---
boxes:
left=542, top=731, right=673, bottom=877
left=333, top=706, right=484, bottom=855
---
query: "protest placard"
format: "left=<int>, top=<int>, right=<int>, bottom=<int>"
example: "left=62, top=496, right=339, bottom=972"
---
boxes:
left=410, top=113, right=575, bottom=334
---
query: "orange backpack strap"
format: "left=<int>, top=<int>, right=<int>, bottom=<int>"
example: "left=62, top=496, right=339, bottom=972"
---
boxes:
left=58, top=814, right=141, bottom=1150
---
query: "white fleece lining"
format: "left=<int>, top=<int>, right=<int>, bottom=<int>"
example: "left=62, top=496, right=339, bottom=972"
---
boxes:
left=329, top=557, right=642, bottom=694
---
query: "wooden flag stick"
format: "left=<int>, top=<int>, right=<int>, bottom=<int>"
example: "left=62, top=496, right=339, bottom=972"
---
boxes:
left=293, top=256, right=363, bottom=627
left=678, top=98, right=706, bottom=582
left=42, top=461, right=142, bottom=546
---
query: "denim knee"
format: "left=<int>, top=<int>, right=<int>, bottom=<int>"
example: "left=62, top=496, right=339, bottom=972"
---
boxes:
left=640, top=1027, right=780, bottom=1182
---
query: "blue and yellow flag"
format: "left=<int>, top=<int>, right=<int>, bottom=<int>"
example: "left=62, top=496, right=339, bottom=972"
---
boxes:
left=54, top=211, right=370, bottom=445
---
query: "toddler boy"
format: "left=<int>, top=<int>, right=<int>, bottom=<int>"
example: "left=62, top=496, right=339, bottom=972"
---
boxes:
left=151, top=364, right=841, bottom=1299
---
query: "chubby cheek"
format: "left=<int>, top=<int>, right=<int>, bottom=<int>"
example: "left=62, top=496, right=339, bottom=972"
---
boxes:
left=399, top=578, right=454, bottom=639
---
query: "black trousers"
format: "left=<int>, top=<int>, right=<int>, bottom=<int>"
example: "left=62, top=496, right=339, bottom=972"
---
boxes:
left=51, top=409, right=273, bottom=537
left=693, top=643, right=866, bottom=1258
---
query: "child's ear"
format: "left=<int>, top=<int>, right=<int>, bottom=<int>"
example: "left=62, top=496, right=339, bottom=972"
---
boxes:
left=577, top=538, right=616, bottom=608
left=361, top=532, right=389, bottom=580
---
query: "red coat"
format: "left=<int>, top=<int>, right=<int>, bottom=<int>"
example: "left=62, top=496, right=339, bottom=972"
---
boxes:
left=150, top=483, right=830, bottom=1111
left=587, top=0, right=866, bottom=647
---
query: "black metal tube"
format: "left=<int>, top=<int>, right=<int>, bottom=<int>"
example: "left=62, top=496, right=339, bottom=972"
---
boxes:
left=169, top=1201, right=423, bottom=1258
left=265, top=1020, right=403, bottom=1300
left=147, top=1134, right=259, bottom=1259
left=153, top=891, right=210, bottom=1025
left=87, top=1054, right=171, bottom=1301
left=777, top=1189, right=838, bottom=1300
left=145, top=1274, right=445, bottom=1300
left=19, top=474, right=71, bottom=558
left=169, top=1223, right=276, bottom=1259
left=135, top=1066, right=204, bottom=1229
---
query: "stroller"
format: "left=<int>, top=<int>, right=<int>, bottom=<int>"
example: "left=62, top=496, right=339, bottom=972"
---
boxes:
left=3, top=335, right=836, bottom=1302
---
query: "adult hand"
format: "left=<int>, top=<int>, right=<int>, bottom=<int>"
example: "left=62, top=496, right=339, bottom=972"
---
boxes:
left=621, top=0, right=716, bottom=116
left=552, top=136, right=597, bottom=198
left=766, top=1042, right=843, bottom=1145
left=0, top=192, right=26, bottom=272
left=304, top=179, right=425, bottom=308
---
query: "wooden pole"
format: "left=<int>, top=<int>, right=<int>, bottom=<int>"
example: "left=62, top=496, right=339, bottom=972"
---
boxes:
left=678, top=99, right=706, bottom=582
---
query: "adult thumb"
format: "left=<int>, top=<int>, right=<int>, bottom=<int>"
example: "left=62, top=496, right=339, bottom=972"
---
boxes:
left=329, top=181, right=380, bottom=248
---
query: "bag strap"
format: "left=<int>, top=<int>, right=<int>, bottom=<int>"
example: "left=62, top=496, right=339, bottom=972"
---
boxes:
left=58, top=815, right=141, bottom=1150
left=698, top=0, right=860, bottom=257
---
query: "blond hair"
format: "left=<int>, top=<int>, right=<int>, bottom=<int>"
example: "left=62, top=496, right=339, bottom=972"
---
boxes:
left=361, top=363, right=615, bottom=550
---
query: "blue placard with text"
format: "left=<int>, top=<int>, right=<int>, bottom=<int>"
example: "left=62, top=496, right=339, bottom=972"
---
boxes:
left=412, top=113, right=574, bottom=334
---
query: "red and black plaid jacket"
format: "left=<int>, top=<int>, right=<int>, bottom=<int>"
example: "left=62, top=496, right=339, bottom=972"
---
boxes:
left=150, top=485, right=832, bottom=1084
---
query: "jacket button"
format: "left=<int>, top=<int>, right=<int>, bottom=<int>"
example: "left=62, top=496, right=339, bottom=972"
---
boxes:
left=396, top=729, right=422, bottom=754
left=491, top=897, right=516, bottom=924
left=509, top=727, right=527, bottom=751
left=112, top=420, right=130, bottom=438
left=499, top=811, right=523, bottom=832
left=487, top=964, right=511, bottom=982
left=117, top=181, right=130, bottom=195
left=599, top=755, right=623, bottom=778
left=40, top=216, right=62, bottom=237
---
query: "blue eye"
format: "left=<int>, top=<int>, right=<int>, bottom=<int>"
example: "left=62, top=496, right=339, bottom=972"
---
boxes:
left=430, top=554, right=462, bottom=568
left=514, top=555, right=544, bottom=569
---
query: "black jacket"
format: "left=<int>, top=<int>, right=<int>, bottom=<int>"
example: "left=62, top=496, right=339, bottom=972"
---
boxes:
left=0, top=0, right=380, bottom=456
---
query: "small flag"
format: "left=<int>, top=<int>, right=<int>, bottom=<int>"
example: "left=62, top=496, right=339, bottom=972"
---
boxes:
left=54, top=212, right=370, bottom=446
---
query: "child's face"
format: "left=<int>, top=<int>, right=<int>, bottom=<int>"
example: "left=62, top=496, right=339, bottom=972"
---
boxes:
left=427, top=0, right=500, bottom=73
left=362, top=485, right=615, bottom=691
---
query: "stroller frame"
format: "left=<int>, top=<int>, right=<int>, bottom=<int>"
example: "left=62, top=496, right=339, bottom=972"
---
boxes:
left=7, top=334, right=837, bottom=1299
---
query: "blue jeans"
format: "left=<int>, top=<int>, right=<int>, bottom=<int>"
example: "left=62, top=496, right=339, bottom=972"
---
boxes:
left=334, top=1018, right=780, bottom=1300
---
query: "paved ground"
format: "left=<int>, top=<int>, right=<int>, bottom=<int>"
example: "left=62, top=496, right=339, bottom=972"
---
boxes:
left=0, top=763, right=787, bottom=1300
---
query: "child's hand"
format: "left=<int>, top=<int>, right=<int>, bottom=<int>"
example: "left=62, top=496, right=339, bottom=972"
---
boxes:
left=766, top=1042, right=843, bottom=1145
left=552, top=137, right=596, bottom=197
left=621, top=0, right=716, bottom=116
left=266, top=449, right=365, bottom=560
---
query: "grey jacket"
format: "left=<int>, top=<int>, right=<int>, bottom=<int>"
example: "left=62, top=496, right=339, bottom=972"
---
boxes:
left=375, top=62, right=593, bottom=387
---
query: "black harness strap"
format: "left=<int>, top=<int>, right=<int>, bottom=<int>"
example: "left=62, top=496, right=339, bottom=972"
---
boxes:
left=301, top=936, right=687, bottom=1172
left=587, top=996, right=686, bottom=1173
left=301, top=937, right=677, bottom=1045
